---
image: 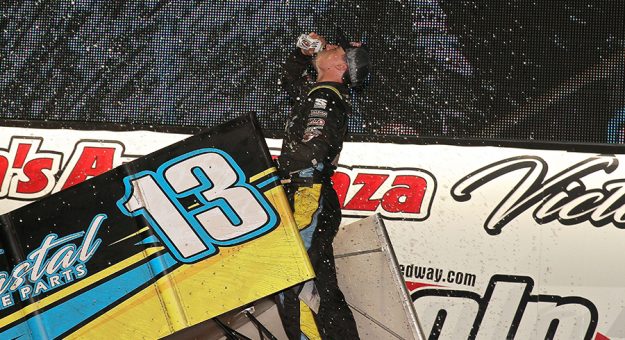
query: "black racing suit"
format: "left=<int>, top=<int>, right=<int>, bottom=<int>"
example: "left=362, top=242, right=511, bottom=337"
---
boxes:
left=276, top=49, right=360, bottom=340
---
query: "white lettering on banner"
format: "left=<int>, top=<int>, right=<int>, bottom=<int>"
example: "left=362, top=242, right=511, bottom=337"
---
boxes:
left=411, top=275, right=598, bottom=340
left=0, top=214, right=104, bottom=308
left=451, top=155, right=625, bottom=235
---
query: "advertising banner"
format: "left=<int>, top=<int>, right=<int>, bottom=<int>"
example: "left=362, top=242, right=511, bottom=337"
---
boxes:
left=0, top=122, right=624, bottom=339
left=0, top=115, right=314, bottom=339
left=335, top=142, right=625, bottom=340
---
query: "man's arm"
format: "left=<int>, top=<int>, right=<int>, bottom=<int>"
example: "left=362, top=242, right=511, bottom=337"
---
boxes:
left=280, top=33, right=327, bottom=100
left=280, top=49, right=313, bottom=100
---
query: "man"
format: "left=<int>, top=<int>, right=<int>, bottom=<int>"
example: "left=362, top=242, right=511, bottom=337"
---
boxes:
left=276, top=32, right=370, bottom=340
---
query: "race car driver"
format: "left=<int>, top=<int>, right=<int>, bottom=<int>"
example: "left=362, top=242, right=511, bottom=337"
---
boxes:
left=276, top=31, right=370, bottom=340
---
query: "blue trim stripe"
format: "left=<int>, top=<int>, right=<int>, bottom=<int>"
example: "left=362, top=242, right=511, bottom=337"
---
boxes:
left=256, top=175, right=280, bottom=189
left=135, top=235, right=160, bottom=245
left=1, top=253, right=178, bottom=339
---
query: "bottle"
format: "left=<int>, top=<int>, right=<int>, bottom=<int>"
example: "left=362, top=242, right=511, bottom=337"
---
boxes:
left=296, top=34, right=324, bottom=54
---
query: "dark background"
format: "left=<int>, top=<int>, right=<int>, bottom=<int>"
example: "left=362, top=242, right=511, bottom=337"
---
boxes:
left=1, top=1, right=623, bottom=143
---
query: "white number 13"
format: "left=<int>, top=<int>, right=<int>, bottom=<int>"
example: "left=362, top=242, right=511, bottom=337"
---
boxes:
left=117, top=149, right=278, bottom=263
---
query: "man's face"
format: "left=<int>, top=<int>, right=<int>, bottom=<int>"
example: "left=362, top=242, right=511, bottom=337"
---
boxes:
left=313, top=44, right=347, bottom=72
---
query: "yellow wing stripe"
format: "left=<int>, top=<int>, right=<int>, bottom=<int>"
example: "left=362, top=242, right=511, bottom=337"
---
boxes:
left=2, top=167, right=306, bottom=338
left=66, top=186, right=315, bottom=339
left=109, top=226, right=150, bottom=246
left=250, top=167, right=277, bottom=183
